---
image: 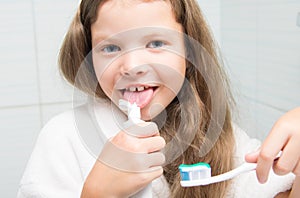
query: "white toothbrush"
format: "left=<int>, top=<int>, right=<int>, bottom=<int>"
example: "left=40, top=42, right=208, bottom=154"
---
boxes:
left=180, top=152, right=282, bottom=187
left=119, top=99, right=152, bottom=198
left=180, top=162, right=257, bottom=186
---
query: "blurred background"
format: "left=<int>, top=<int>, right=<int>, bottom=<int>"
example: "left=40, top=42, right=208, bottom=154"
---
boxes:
left=0, top=0, right=299, bottom=197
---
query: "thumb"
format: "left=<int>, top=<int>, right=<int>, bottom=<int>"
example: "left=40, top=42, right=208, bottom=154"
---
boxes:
left=245, top=149, right=260, bottom=163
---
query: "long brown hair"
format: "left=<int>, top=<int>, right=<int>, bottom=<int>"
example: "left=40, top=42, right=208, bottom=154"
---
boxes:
left=59, top=0, right=235, bottom=197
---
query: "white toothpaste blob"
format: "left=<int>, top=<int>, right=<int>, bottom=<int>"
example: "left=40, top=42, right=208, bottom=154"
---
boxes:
left=119, top=99, right=144, bottom=128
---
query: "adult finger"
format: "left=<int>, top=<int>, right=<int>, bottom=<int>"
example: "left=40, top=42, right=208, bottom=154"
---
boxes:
left=273, top=137, right=300, bottom=175
left=293, top=160, right=300, bottom=176
left=256, top=125, right=289, bottom=183
left=245, top=149, right=260, bottom=163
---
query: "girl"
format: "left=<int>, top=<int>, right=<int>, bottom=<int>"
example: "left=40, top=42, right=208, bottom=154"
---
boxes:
left=18, top=0, right=300, bottom=197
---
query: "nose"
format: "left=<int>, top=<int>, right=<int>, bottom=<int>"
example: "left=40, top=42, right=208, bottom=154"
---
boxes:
left=120, top=50, right=149, bottom=78
left=121, top=65, right=149, bottom=78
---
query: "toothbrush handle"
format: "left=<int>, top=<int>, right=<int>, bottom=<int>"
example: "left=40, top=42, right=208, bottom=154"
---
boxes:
left=206, top=162, right=257, bottom=184
left=131, top=184, right=152, bottom=198
left=118, top=100, right=152, bottom=197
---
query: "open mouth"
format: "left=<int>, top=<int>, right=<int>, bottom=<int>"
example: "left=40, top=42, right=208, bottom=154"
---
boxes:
left=119, top=85, right=158, bottom=108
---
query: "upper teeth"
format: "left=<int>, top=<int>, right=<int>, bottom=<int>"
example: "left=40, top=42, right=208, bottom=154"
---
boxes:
left=127, top=86, right=146, bottom=92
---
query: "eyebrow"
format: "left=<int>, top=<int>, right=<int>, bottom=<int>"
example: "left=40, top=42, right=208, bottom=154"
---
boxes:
left=92, top=32, right=112, bottom=46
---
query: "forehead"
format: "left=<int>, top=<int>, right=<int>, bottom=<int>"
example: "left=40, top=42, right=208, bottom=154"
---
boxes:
left=91, top=0, right=182, bottom=44
left=98, top=0, right=171, bottom=13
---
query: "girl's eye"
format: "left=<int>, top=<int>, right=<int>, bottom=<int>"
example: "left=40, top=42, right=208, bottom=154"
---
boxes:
left=102, top=45, right=121, bottom=53
left=146, top=41, right=165, bottom=49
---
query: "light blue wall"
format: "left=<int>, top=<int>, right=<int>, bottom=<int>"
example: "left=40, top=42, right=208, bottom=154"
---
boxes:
left=221, top=0, right=300, bottom=140
left=0, top=0, right=77, bottom=196
left=197, top=0, right=221, bottom=44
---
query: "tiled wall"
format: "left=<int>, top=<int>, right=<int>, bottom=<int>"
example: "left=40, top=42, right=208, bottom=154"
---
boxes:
left=221, top=0, right=300, bottom=140
left=0, top=0, right=77, bottom=196
left=198, top=0, right=221, bottom=43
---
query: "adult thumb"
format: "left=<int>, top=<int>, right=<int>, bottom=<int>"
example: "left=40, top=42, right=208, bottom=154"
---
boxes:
left=245, top=149, right=260, bottom=163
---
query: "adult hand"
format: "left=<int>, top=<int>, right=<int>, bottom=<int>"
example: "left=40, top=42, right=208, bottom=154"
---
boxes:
left=245, top=107, right=300, bottom=183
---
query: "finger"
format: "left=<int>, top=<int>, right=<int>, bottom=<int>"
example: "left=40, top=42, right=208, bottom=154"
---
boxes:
left=125, top=122, right=159, bottom=138
left=293, top=160, right=300, bottom=176
left=273, top=137, right=300, bottom=175
left=99, top=141, right=165, bottom=172
left=131, top=166, right=164, bottom=190
left=245, top=149, right=260, bottom=163
left=147, top=152, right=166, bottom=168
left=141, top=136, right=166, bottom=153
left=148, top=166, right=164, bottom=178
left=256, top=127, right=289, bottom=183
left=290, top=176, right=300, bottom=197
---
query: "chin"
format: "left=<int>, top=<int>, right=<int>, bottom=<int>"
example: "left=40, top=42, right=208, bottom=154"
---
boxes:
left=140, top=102, right=166, bottom=121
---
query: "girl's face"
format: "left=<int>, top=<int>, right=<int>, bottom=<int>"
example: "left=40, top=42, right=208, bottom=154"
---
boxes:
left=91, top=0, right=186, bottom=120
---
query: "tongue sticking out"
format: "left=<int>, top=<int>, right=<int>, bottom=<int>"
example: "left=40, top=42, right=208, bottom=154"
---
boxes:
left=123, top=88, right=154, bottom=108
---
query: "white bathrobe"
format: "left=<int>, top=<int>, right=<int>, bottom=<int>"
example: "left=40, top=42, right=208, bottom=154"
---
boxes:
left=17, top=99, right=295, bottom=198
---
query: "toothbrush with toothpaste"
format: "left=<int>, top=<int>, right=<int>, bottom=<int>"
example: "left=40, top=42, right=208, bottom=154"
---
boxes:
left=119, top=99, right=152, bottom=198
left=179, top=152, right=282, bottom=187
left=179, top=162, right=256, bottom=187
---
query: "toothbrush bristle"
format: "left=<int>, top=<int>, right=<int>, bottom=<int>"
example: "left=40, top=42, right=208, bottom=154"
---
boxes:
left=179, top=162, right=211, bottom=181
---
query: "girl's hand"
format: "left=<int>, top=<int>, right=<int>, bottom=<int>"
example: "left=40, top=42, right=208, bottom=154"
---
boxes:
left=81, top=122, right=166, bottom=198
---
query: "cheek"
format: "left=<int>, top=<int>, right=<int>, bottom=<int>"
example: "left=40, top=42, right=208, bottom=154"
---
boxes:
left=98, top=71, right=113, bottom=92
left=175, top=57, right=186, bottom=76
left=158, top=55, right=186, bottom=94
left=143, top=57, right=185, bottom=120
left=92, top=55, right=117, bottom=97
left=141, top=86, right=178, bottom=120
left=93, top=53, right=106, bottom=79
left=159, top=52, right=186, bottom=74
